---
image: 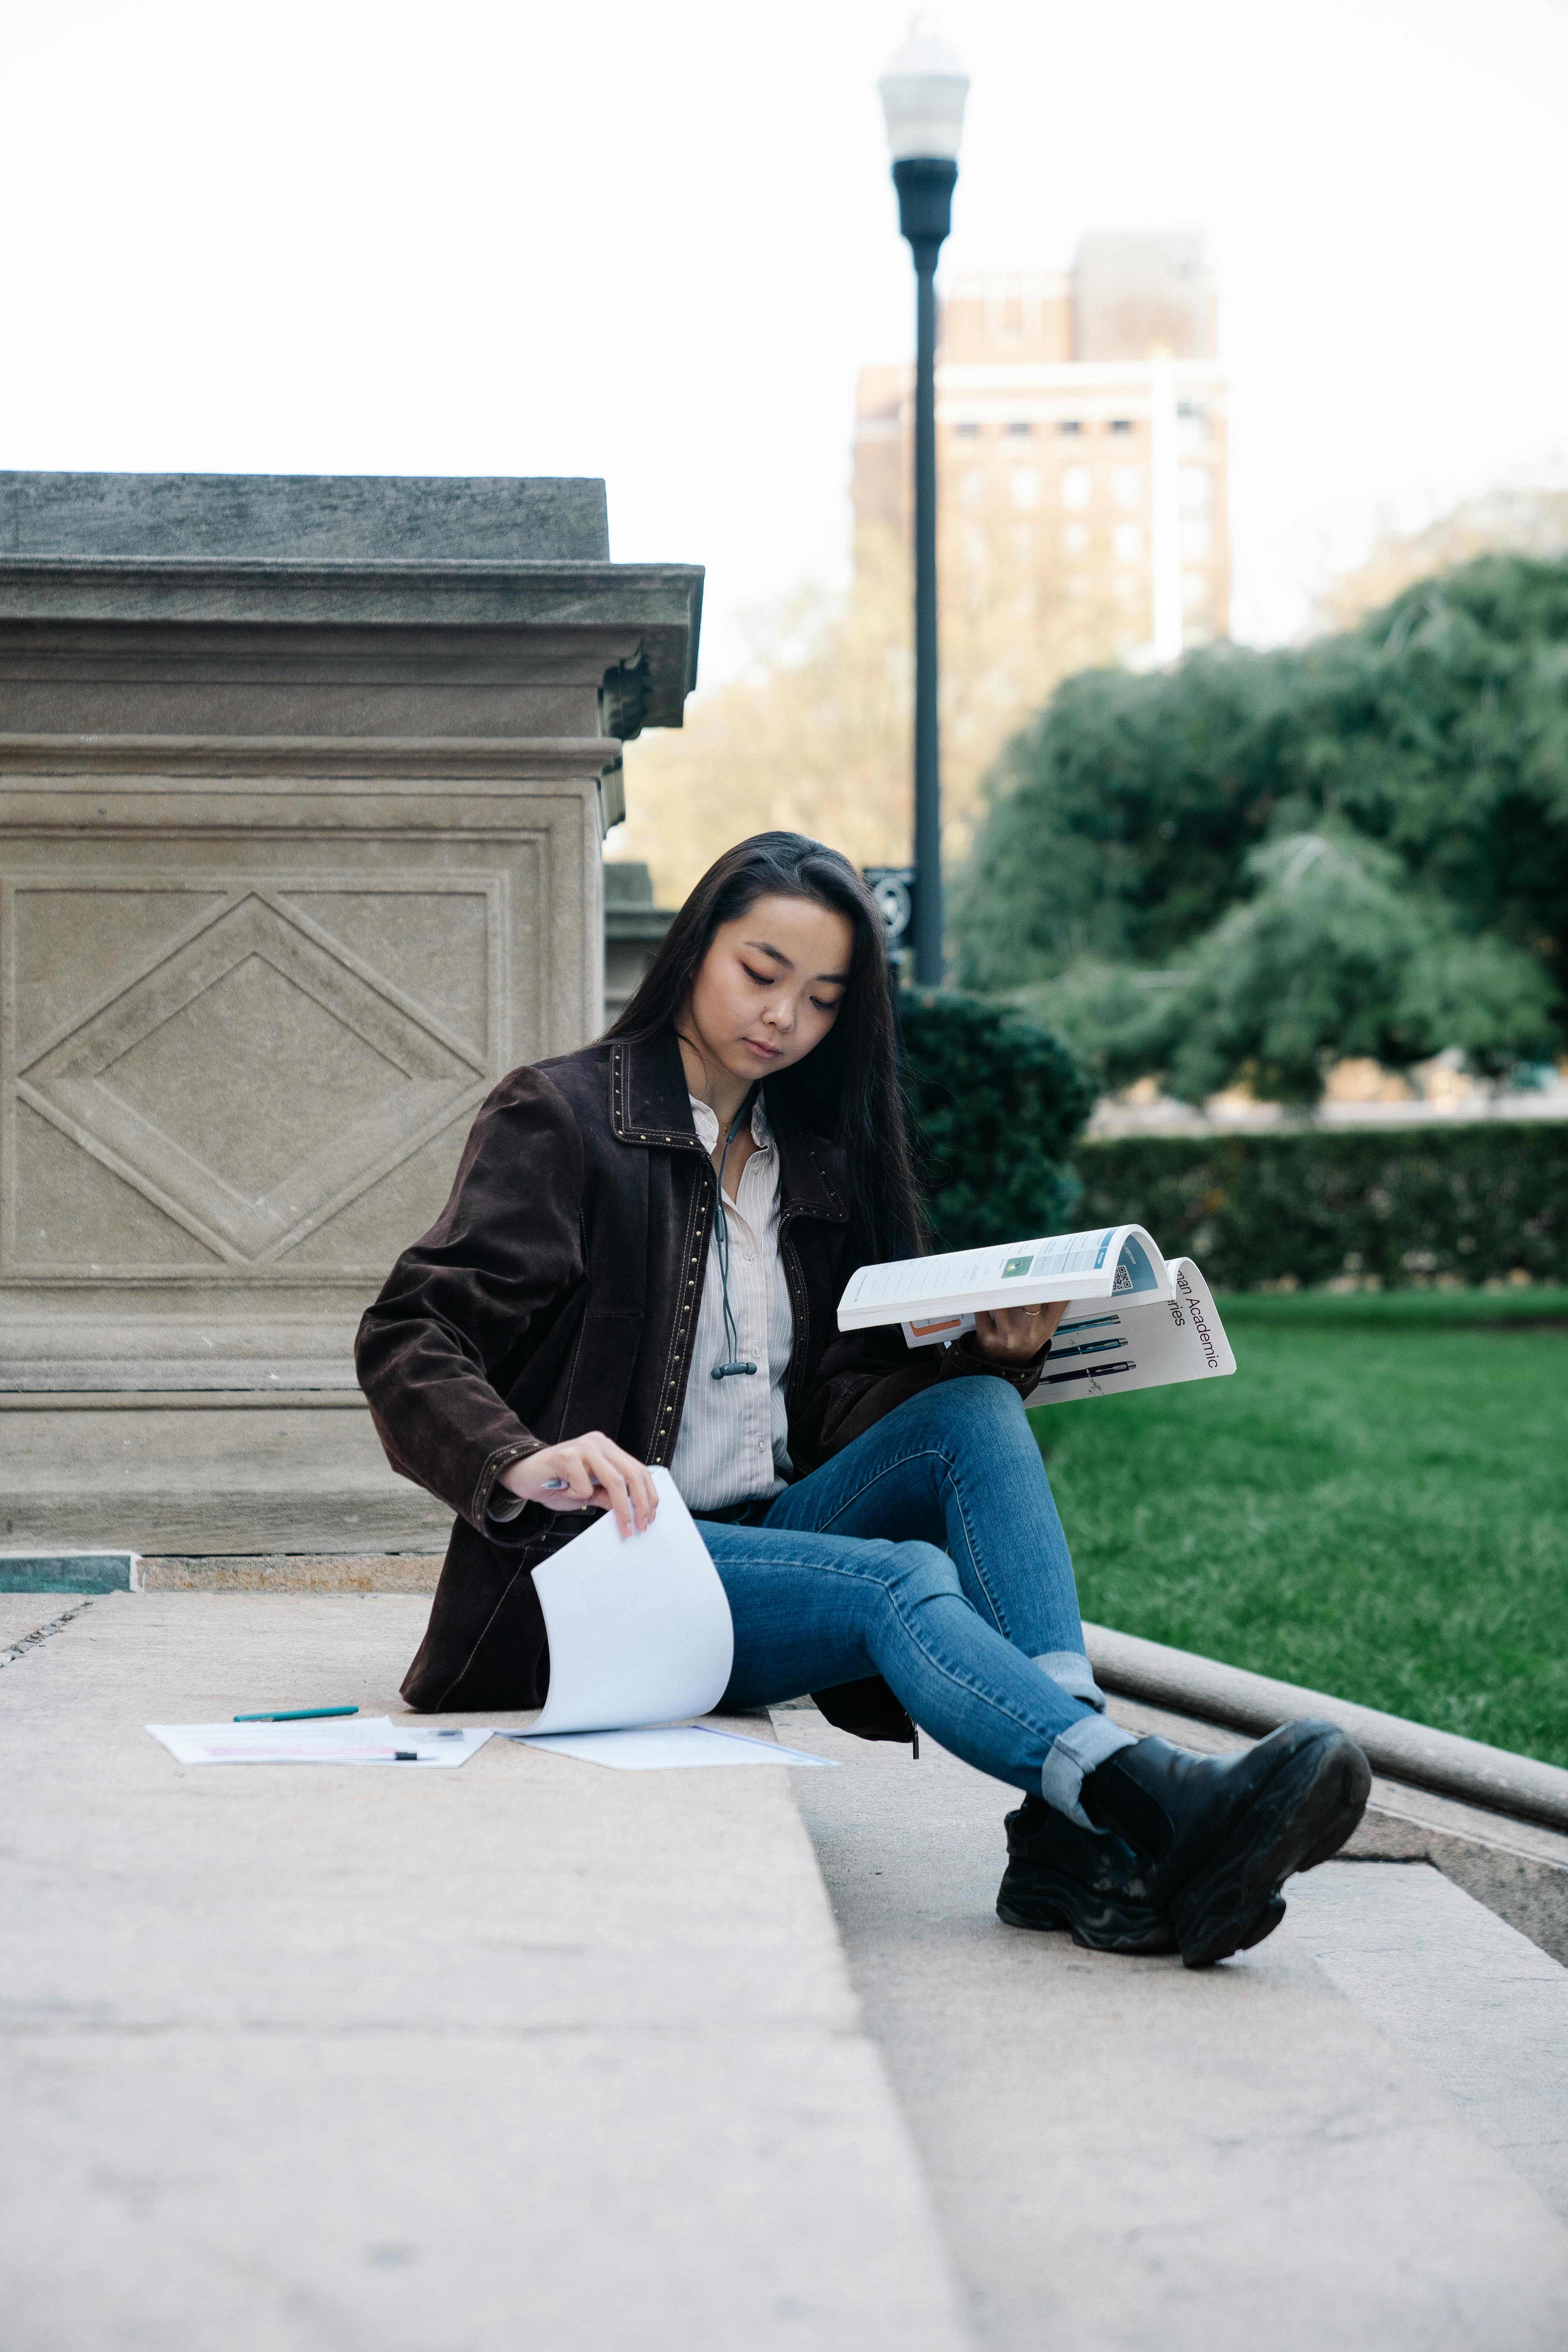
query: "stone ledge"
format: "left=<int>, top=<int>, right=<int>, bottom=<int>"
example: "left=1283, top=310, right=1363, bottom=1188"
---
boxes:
left=1086, top=1619, right=1568, bottom=1835
left=140, top=1553, right=443, bottom=1592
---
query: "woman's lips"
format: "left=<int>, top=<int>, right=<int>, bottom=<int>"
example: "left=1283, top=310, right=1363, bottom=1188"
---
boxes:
left=744, top=1038, right=782, bottom=1059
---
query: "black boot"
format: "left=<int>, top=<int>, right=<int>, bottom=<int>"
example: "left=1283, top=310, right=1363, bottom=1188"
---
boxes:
left=1080, top=1721, right=1371, bottom=1970
left=998, top=1793, right=1179, bottom=1954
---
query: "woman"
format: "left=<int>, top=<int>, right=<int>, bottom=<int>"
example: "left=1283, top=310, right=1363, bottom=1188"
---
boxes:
left=357, top=832, right=1368, bottom=1969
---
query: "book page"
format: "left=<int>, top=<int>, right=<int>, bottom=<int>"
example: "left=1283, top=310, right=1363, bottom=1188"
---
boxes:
left=146, top=1719, right=493, bottom=1766
left=842, top=1225, right=1168, bottom=1332
left=1025, top=1258, right=1236, bottom=1407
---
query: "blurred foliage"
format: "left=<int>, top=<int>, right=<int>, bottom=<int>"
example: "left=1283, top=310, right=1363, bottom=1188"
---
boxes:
left=952, top=552, right=1568, bottom=1095
left=898, top=991, right=1091, bottom=1251
left=1025, top=833, right=1559, bottom=1104
left=613, top=523, right=1131, bottom=909
left=1073, top=1125, right=1568, bottom=1291
left=1314, top=488, right=1568, bottom=634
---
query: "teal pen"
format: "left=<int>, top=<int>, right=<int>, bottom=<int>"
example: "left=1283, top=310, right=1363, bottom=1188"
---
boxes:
left=233, top=1706, right=359, bottom=1722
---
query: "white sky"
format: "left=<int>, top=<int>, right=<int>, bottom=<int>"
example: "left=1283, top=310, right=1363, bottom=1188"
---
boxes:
left=5, top=0, right=1567, bottom=679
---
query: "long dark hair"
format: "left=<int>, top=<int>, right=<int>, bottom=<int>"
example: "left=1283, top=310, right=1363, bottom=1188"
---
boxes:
left=607, top=832, right=925, bottom=1263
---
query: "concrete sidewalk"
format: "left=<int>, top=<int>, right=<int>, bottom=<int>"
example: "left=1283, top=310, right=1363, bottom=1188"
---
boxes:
left=0, top=1594, right=967, bottom=2352
left=779, top=1702, right=1568, bottom=2352
left=7, top=1592, right=1568, bottom=2351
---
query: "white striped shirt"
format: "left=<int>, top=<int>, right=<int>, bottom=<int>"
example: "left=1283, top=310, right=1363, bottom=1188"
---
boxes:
left=668, top=1091, right=795, bottom=1514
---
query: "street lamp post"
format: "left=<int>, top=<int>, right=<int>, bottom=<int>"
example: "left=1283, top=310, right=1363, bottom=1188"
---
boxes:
left=879, top=18, right=968, bottom=990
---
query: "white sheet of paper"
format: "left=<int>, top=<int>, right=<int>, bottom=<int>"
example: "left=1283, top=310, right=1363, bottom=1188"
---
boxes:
left=521, top=1468, right=735, bottom=1737
left=505, top=1724, right=838, bottom=1771
left=146, top=1716, right=493, bottom=1766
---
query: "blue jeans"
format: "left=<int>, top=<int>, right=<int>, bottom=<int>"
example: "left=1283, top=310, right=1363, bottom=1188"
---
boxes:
left=699, top=1378, right=1135, bottom=1813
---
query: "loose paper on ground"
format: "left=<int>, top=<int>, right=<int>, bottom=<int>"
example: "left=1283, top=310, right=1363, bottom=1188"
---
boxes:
left=146, top=1717, right=493, bottom=1766
left=147, top=1474, right=835, bottom=1774
left=510, top=1724, right=836, bottom=1771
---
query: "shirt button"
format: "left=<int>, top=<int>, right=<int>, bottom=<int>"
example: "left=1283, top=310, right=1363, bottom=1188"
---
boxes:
left=756, top=1437, right=767, bottom=1452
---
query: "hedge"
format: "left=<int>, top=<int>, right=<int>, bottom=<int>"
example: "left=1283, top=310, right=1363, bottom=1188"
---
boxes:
left=1073, top=1125, right=1568, bottom=1291
left=900, top=992, right=1091, bottom=1252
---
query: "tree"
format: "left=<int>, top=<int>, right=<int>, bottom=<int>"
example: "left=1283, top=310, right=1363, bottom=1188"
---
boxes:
left=899, top=993, right=1090, bottom=1250
left=953, top=553, right=1568, bottom=1059
left=1315, top=488, right=1568, bottom=634
left=1147, top=835, right=1557, bottom=1105
left=613, top=524, right=1126, bottom=909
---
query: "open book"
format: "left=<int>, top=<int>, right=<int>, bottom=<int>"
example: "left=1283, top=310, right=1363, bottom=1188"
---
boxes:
left=836, top=1225, right=1236, bottom=1408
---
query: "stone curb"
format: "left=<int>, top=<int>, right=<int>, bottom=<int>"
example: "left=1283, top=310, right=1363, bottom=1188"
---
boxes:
left=1085, top=1621, right=1568, bottom=1835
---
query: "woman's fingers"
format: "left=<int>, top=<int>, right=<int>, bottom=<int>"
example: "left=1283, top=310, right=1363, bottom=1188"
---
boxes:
left=581, top=1442, right=636, bottom=1538
left=582, top=1435, right=660, bottom=1535
left=559, top=1434, right=659, bottom=1536
left=973, top=1304, right=1059, bottom=1363
left=508, top=1434, right=659, bottom=1531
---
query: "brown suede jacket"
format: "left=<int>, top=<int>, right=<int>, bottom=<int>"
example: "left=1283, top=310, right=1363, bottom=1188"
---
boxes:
left=356, top=1025, right=1045, bottom=1716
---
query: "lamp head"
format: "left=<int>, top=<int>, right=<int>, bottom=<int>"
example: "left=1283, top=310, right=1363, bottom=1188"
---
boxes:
left=878, top=14, right=969, bottom=163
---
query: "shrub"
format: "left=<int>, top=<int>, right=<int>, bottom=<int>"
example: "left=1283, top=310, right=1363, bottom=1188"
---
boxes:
left=1074, top=1125, right=1568, bottom=1290
left=900, top=992, right=1091, bottom=1251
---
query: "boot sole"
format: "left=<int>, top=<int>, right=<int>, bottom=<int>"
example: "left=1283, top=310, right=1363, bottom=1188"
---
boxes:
left=1171, top=1725, right=1370, bottom=1969
left=997, top=1864, right=1178, bottom=1955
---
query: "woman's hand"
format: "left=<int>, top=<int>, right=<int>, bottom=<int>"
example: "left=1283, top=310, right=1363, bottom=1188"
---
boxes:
left=971, top=1299, right=1066, bottom=1366
left=499, top=1433, right=658, bottom=1538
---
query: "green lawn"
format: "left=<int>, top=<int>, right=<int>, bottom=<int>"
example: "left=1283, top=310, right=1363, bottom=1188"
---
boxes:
left=1031, top=1289, right=1568, bottom=1768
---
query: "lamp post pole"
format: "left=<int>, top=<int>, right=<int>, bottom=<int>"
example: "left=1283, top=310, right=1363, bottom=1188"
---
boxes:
left=896, top=159, right=955, bottom=987
left=880, top=22, right=968, bottom=991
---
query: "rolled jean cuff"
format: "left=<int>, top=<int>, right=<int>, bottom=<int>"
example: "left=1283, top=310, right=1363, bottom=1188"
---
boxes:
left=1034, top=1649, right=1108, bottom=1712
left=1040, top=1712, right=1139, bottom=1831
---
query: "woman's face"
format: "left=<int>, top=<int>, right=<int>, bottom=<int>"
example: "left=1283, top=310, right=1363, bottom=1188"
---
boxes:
left=682, top=893, right=855, bottom=1084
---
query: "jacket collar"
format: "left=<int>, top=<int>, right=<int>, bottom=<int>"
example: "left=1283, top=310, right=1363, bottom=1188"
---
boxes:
left=609, top=1031, right=849, bottom=1225
left=609, top=1030, right=703, bottom=1150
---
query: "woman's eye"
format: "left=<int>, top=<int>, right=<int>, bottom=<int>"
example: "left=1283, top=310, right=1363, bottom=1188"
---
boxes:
left=811, top=997, right=843, bottom=1015
left=741, top=965, right=772, bottom=985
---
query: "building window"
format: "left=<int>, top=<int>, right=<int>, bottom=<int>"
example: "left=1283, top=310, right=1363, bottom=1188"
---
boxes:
left=1181, top=572, right=1213, bottom=618
left=954, top=421, right=981, bottom=439
left=1111, top=466, right=1142, bottom=511
left=1006, top=421, right=1033, bottom=437
left=1112, top=521, right=1143, bottom=563
left=1057, top=420, right=1083, bottom=436
left=1179, top=465, right=1213, bottom=513
left=1109, top=419, right=1135, bottom=434
left=958, top=469, right=987, bottom=508
left=1180, top=516, right=1213, bottom=559
left=964, top=527, right=989, bottom=568
left=1178, top=403, right=1211, bottom=447
left=1010, top=468, right=1041, bottom=511
left=1060, top=521, right=1090, bottom=555
left=1061, top=466, right=1092, bottom=511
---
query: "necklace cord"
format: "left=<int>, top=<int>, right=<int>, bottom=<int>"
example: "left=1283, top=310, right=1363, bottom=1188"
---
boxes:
left=711, top=1093, right=759, bottom=1381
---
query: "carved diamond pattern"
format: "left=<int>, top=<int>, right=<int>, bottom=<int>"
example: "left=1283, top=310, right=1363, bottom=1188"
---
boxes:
left=18, top=892, right=489, bottom=1262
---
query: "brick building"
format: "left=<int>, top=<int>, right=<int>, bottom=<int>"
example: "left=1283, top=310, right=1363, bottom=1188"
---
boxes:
left=853, top=232, right=1229, bottom=667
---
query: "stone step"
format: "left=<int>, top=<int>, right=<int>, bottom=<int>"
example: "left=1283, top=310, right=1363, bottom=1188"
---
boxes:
left=0, top=1591, right=970, bottom=2352
left=778, top=1702, right=1568, bottom=2352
